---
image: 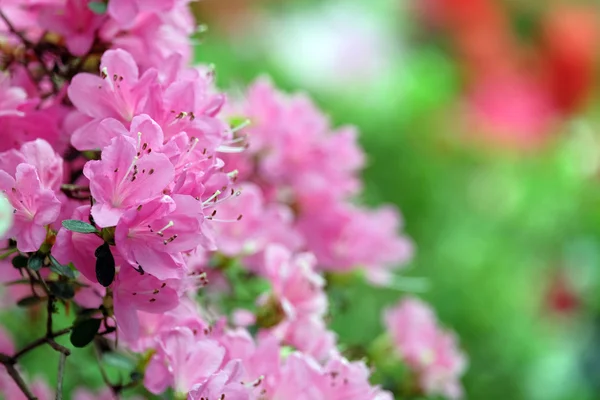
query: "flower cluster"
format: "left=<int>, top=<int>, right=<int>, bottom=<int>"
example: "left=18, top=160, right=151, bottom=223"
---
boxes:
left=221, top=78, right=414, bottom=283
left=384, top=298, right=467, bottom=399
left=0, top=1, right=465, bottom=399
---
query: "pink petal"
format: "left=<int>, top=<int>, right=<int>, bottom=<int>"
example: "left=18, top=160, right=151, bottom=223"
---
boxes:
left=68, top=73, right=122, bottom=119
left=100, top=49, right=139, bottom=84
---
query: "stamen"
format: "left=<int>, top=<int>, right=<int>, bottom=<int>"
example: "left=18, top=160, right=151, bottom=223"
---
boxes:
left=205, top=214, right=243, bottom=223
left=157, top=220, right=175, bottom=236
left=203, top=189, right=242, bottom=208
left=231, top=119, right=251, bottom=133
left=188, top=137, right=199, bottom=153
left=202, top=190, right=221, bottom=205
left=118, top=156, right=139, bottom=187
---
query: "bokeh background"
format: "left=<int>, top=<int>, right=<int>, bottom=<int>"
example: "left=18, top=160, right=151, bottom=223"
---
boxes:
left=191, top=0, right=600, bottom=399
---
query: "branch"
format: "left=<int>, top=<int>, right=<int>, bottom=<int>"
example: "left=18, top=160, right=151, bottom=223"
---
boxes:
left=0, top=9, right=33, bottom=47
left=0, top=272, right=72, bottom=399
left=0, top=10, right=59, bottom=93
left=12, top=328, right=71, bottom=360
left=4, top=362, right=38, bottom=400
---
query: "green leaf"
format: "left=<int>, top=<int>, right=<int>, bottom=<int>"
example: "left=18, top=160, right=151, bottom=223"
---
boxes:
left=70, top=318, right=101, bottom=348
left=95, top=242, right=115, bottom=287
left=27, top=253, right=44, bottom=271
left=62, top=219, right=97, bottom=234
left=17, top=296, right=44, bottom=307
left=49, top=256, right=76, bottom=279
left=87, top=1, right=107, bottom=14
left=102, top=352, right=135, bottom=370
left=48, top=281, right=75, bottom=300
left=11, top=255, right=28, bottom=269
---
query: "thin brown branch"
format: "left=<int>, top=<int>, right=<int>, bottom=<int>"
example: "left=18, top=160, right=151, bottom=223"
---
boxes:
left=4, top=363, right=38, bottom=400
left=0, top=10, right=33, bottom=47
left=12, top=328, right=71, bottom=360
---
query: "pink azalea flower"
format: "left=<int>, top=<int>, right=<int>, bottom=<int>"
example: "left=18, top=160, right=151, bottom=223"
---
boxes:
left=384, top=297, right=467, bottom=399
left=131, top=297, right=213, bottom=352
left=0, top=72, right=27, bottom=117
left=115, top=194, right=208, bottom=280
left=216, top=329, right=281, bottom=393
left=101, top=3, right=195, bottom=72
left=0, top=164, right=61, bottom=252
left=113, top=266, right=180, bottom=342
left=144, top=327, right=227, bottom=395
left=262, top=245, right=327, bottom=318
left=208, top=184, right=302, bottom=261
left=0, top=104, right=67, bottom=153
left=107, top=0, right=176, bottom=29
left=0, top=139, right=64, bottom=192
left=37, top=0, right=106, bottom=56
left=83, top=135, right=174, bottom=227
left=276, top=316, right=337, bottom=362
left=322, top=355, right=394, bottom=400
left=297, top=202, right=414, bottom=282
left=268, top=353, right=328, bottom=400
left=237, top=78, right=364, bottom=200
left=148, top=70, right=226, bottom=145
left=188, top=360, right=251, bottom=400
left=69, top=49, right=157, bottom=148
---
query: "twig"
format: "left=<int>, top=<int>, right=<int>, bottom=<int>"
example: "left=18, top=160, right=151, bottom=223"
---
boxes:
left=93, top=340, right=121, bottom=399
left=12, top=328, right=71, bottom=360
left=0, top=271, right=72, bottom=399
left=0, top=10, right=59, bottom=93
left=55, top=352, right=66, bottom=400
left=0, top=10, right=33, bottom=47
left=4, top=362, right=38, bottom=400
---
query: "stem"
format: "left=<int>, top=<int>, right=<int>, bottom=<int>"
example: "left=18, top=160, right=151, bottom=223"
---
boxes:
left=93, top=340, right=121, bottom=399
left=55, top=352, right=66, bottom=400
left=0, top=248, right=18, bottom=260
left=0, top=271, right=72, bottom=399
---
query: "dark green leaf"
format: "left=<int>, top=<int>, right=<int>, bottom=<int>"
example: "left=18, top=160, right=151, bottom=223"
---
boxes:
left=48, top=281, right=75, bottom=300
left=70, top=318, right=101, bottom=348
left=78, top=308, right=101, bottom=318
left=87, top=1, right=107, bottom=14
left=11, top=255, right=27, bottom=269
left=130, top=371, right=143, bottom=382
left=17, top=296, right=44, bottom=307
left=95, top=242, right=115, bottom=287
left=49, top=256, right=76, bottom=279
left=27, top=253, right=44, bottom=271
left=62, top=219, right=97, bottom=234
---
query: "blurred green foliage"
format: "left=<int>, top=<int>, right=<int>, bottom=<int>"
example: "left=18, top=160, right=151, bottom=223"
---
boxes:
left=194, top=6, right=600, bottom=398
